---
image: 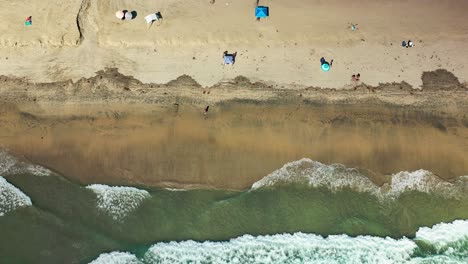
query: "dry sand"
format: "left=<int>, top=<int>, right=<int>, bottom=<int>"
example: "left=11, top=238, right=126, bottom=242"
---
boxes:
left=0, top=0, right=468, bottom=88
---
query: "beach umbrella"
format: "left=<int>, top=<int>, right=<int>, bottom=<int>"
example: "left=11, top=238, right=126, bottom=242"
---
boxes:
left=255, top=6, right=269, bottom=19
left=115, top=11, right=124, bottom=19
left=321, top=63, right=330, bottom=72
left=125, top=11, right=133, bottom=20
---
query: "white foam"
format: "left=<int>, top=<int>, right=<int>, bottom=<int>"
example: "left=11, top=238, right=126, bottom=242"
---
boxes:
left=251, top=158, right=379, bottom=194
left=86, top=184, right=150, bottom=221
left=251, top=158, right=467, bottom=199
left=0, top=150, right=17, bottom=175
left=88, top=252, right=142, bottom=264
left=0, top=149, right=51, bottom=176
left=415, top=220, right=468, bottom=253
left=389, top=170, right=463, bottom=198
left=90, top=220, right=468, bottom=264
left=164, top=188, right=187, bottom=192
left=143, top=233, right=417, bottom=264
left=0, top=176, right=32, bottom=216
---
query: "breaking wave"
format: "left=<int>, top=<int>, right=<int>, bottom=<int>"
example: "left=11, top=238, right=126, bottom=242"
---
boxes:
left=89, top=252, right=142, bottom=264
left=0, top=176, right=32, bottom=216
left=251, top=158, right=467, bottom=199
left=0, top=149, right=51, bottom=177
left=86, top=184, right=151, bottom=221
left=89, top=220, right=468, bottom=264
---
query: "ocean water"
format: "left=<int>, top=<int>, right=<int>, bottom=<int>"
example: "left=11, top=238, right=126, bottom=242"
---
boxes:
left=0, top=151, right=467, bottom=264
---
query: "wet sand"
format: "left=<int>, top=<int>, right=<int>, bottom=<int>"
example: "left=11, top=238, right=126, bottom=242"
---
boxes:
left=1, top=81, right=467, bottom=189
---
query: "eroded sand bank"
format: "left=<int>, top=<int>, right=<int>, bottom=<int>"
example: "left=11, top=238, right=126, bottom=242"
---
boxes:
left=1, top=70, right=466, bottom=189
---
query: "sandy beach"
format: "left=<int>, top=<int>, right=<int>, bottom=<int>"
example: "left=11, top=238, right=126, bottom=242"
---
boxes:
left=0, top=0, right=468, bottom=89
left=0, top=0, right=467, bottom=189
left=1, top=69, right=467, bottom=189
left=2, top=2, right=468, bottom=264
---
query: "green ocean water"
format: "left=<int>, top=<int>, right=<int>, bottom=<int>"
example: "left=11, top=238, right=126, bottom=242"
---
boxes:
left=1, top=154, right=468, bottom=263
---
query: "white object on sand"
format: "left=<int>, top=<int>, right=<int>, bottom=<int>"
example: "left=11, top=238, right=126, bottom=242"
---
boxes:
left=115, top=11, right=124, bottom=19
left=125, top=12, right=133, bottom=20
left=145, top=13, right=159, bottom=24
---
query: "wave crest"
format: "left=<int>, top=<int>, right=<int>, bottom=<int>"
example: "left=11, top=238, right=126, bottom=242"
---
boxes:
left=86, top=184, right=151, bottom=221
left=251, top=159, right=467, bottom=199
left=89, top=220, right=468, bottom=264
left=0, top=176, right=32, bottom=216
left=0, top=149, right=51, bottom=177
left=89, top=252, right=142, bottom=264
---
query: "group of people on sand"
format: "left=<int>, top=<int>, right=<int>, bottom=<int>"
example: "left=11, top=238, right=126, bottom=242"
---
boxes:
left=402, top=40, right=414, bottom=48
left=351, top=73, right=361, bottom=82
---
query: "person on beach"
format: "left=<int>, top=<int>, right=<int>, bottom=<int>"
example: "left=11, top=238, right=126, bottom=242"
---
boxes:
left=320, top=57, right=333, bottom=72
left=351, top=73, right=360, bottom=81
left=223, top=51, right=237, bottom=65
left=204, top=106, right=210, bottom=115
left=404, top=40, right=414, bottom=48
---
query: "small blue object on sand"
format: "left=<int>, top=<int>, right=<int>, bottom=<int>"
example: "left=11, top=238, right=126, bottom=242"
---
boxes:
left=255, top=6, right=269, bottom=19
left=321, top=63, right=330, bottom=72
left=224, top=55, right=234, bottom=64
left=402, top=41, right=406, bottom=47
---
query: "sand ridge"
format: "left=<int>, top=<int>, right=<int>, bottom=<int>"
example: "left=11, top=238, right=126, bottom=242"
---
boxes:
left=0, top=68, right=466, bottom=189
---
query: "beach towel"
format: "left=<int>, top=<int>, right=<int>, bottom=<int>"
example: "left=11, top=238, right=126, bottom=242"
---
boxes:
left=145, top=13, right=159, bottom=24
left=25, top=16, right=32, bottom=26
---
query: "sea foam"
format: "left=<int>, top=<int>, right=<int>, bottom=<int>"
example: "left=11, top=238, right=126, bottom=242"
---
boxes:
left=415, top=220, right=468, bottom=254
left=0, top=149, right=51, bottom=176
left=86, top=184, right=151, bottom=221
left=88, top=220, right=468, bottom=264
left=88, top=252, right=142, bottom=264
left=0, top=176, right=32, bottom=216
left=251, top=158, right=467, bottom=199
left=143, top=233, right=416, bottom=264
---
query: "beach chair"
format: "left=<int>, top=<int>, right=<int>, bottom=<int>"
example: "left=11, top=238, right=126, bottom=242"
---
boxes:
left=145, top=12, right=162, bottom=27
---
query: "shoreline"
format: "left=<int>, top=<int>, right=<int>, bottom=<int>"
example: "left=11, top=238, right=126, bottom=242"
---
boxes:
left=1, top=70, right=467, bottom=190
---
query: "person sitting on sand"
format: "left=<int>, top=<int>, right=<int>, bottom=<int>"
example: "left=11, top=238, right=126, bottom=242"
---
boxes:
left=223, top=51, right=237, bottom=65
left=351, top=73, right=360, bottom=82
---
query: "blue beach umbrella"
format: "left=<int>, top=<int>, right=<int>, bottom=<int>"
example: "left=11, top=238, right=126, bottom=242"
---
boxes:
left=255, top=6, right=269, bottom=19
left=321, top=63, right=330, bottom=72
